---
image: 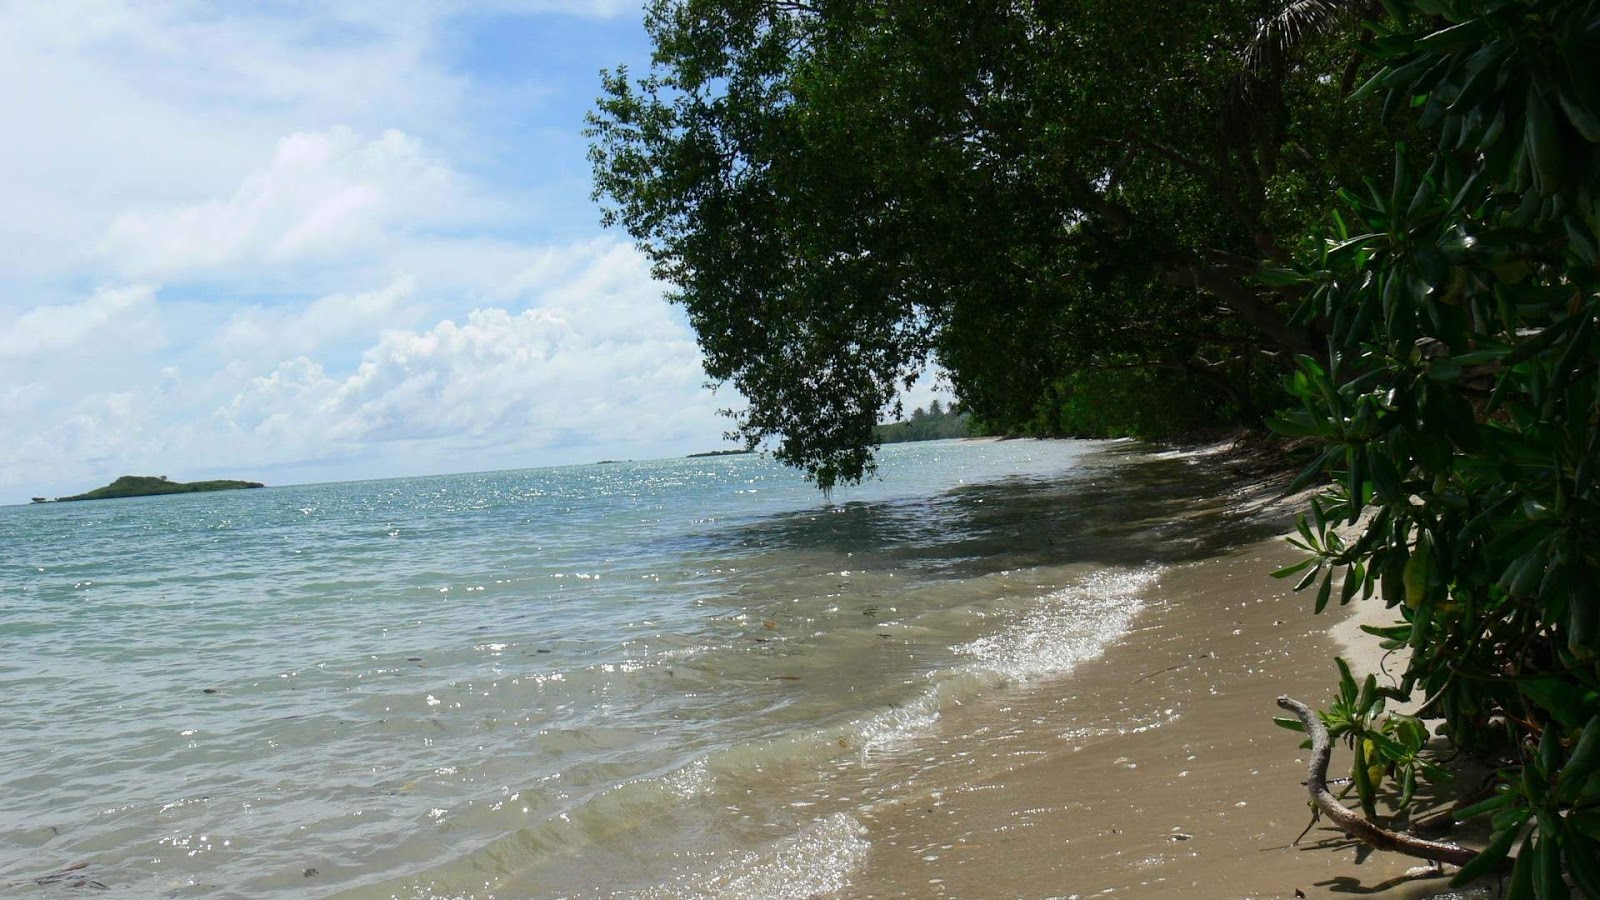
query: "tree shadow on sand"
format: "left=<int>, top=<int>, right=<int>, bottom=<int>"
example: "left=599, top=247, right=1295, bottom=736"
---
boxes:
left=683, top=443, right=1298, bottom=579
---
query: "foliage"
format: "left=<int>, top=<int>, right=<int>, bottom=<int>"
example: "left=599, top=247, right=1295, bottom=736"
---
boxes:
left=1271, top=0, right=1600, bottom=891
left=875, top=401, right=972, bottom=443
left=1275, top=656, right=1448, bottom=817
left=589, top=0, right=1402, bottom=487
left=55, top=476, right=265, bottom=502
left=990, top=367, right=1262, bottom=441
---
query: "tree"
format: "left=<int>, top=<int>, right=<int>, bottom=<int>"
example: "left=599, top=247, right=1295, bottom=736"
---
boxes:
left=1273, top=0, right=1600, bottom=891
left=588, top=0, right=1401, bottom=486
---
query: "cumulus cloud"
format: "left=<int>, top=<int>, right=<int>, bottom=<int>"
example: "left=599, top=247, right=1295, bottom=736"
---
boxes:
left=0, top=3, right=464, bottom=281
left=0, top=2, right=747, bottom=503
left=0, top=240, right=730, bottom=500
left=222, top=240, right=717, bottom=455
left=101, top=129, right=480, bottom=277
left=215, top=276, right=423, bottom=359
left=0, top=285, right=160, bottom=359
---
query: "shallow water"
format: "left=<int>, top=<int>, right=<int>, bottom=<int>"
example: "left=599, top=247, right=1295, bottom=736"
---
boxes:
left=0, top=439, right=1287, bottom=898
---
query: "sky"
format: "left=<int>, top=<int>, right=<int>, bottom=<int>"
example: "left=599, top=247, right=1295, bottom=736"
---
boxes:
left=0, top=1, right=948, bottom=505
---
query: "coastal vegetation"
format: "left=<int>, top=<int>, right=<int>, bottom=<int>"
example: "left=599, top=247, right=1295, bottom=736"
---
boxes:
left=589, top=0, right=1401, bottom=487
left=875, top=400, right=971, bottom=444
left=51, top=475, right=265, bottom=502
left=1267, top=1, right=1600, bottom=891
left=592, top=0, right=1599, bottom=891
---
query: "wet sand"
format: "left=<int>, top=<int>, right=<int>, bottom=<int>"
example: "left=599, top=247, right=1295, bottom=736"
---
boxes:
left=845, top=483, right=1465, bottom=899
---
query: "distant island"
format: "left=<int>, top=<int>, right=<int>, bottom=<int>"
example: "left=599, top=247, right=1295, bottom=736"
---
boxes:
left=41, top=475, right=265, bottom=503
left=685, top=449, right=754, bottom=458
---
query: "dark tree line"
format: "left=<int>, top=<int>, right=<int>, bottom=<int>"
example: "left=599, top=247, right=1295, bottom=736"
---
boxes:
left=875, top=399, right=971, bottom=443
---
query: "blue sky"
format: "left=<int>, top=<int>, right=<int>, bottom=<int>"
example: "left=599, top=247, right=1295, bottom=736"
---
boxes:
left=0, top=1, right=946, bottom=504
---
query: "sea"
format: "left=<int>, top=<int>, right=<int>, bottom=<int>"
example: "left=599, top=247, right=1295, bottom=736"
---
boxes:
left=0, top=438, right=1285, bottom=899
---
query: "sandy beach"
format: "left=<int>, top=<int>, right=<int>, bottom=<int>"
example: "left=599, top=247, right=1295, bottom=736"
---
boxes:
left=842, top=458, right=1476, bottom=900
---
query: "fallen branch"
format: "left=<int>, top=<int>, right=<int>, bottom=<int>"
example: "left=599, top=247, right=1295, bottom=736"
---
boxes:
left=1276, top=696, right=1482, bottom=868
left=1132, top=652, right=1211, bottom=684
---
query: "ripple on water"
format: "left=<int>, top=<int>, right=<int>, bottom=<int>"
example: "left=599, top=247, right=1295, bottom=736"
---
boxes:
left=0, top=440, right=1281, bottom=896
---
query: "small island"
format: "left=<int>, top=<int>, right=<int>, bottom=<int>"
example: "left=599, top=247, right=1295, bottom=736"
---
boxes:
left=47, top=475, right=265, bottom=503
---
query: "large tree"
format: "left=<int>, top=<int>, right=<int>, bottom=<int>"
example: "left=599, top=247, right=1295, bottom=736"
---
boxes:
left=589, top=0, right=1397, bottom=485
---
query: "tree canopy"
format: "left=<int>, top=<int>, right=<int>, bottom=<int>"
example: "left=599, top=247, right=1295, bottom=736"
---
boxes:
left=588, top=0, right=1401, bottom=486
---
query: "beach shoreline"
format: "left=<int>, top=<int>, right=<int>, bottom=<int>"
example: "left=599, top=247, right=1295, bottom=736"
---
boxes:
left=842, top=443, right=1470, bottom=900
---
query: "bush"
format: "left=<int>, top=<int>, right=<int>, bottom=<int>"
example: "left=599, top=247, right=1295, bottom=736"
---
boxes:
left=1272, top=1, right=1600, bottom=892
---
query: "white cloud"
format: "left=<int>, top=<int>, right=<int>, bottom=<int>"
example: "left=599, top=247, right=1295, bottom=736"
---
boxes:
left=101, top=129, right=481, bottom=277
left=222, top=241, right=717, bottom=454
left=0, top=285, right=160, bottom=359
left=216, top=276, right=423, bottom=359
left=0, top=1, right=747, bottom=503
left=0, top=3, right=464, bottom=283
left=0, top=240, right=728, bottom=500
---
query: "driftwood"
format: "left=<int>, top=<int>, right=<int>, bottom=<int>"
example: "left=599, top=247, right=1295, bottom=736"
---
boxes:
left=1276, top=696, right=1481, bottom=868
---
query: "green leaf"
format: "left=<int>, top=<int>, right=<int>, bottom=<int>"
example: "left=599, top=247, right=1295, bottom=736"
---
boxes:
left=1450, top=818, right=1522, bottom=886
left=1357, top=673, right=1378, bottom=717
left=1350, top=67, right=1391, bottom=102
left=1341, top=565, right=1365, bottom=605
left=1566, top=829, right=1600, bottom=898
left=1560, top=716, right=1600, bottom=796
left=1336, top=657, right=1358, bottom=705
left=1417, top=19, right=1489, bottom=53
left=1504, top=317, right=1576, bottom=366
left=1505, top=832, right=1535, bottom=900
left=1352, top=735, right=1378, bottom=819
left=1271, top=558, right=1316, bottom=579
left=1534, top=832, right=1570, bottom=900
left=1296, top=562, right=1323, bottom=592
left=1520, top=678, right=1600, bottom=729
left=1573, top=809, right=1600, bottom=839
left=1556, top=86, right=1600, bottom=142
left=1456, top=790, right=1514, bottom=821
left=1289, top=447, right=1339, bottom=493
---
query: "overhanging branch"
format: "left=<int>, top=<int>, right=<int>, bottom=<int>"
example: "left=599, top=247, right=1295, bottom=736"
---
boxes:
left=1168, top=265, right=1313, bottom=356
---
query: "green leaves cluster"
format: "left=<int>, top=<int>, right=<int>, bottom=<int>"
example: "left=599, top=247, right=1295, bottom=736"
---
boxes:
left=589, top=0, right=1396, bottom=486
left=1270, top=1, right=1600, bottom=892
left=1276, top=656, right=1447, bottom=818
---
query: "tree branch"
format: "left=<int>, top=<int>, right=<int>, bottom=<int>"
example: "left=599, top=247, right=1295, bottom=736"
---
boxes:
left=1166, top=265, right=1314, bottom=356
left=1276, top=696, right=1485, bottom=869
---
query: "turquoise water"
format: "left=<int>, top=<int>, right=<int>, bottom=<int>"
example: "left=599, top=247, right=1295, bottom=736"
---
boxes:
left=0, top=439, right=1274, bottom=898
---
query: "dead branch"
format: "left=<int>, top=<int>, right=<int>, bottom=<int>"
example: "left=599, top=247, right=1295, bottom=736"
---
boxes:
left=1276, top=696, right=1483, bottom=868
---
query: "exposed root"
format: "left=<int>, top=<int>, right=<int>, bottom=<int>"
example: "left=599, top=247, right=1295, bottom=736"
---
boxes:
left=1276, top=696, right=1482, bottom=868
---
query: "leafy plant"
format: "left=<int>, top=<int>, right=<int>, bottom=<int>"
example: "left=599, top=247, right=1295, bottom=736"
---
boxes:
left=1276, top=656, right=1448, bottom=819
left=1271, top=0, right=1600, bottom=893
